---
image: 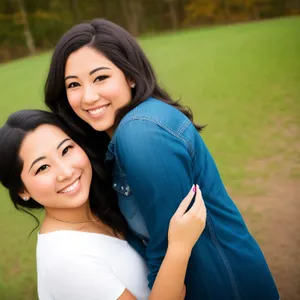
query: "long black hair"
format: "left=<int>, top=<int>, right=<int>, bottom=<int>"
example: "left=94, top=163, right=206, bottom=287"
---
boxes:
left=45, top=18, right=204, bottom=143
left=0, top=109, right=127, bottom=235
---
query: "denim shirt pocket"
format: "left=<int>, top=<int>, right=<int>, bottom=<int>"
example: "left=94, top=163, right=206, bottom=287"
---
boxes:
left=112, top=175, right=137, bottom=219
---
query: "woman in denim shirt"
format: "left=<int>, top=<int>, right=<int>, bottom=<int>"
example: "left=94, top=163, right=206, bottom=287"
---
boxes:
left=45, top=19, right=279, bottom=300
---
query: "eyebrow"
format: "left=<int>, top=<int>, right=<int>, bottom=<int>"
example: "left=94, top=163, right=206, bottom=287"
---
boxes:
left=28, top=138, right=71, bottom=172
left=89, top=67, right=111, bottom=75
left=28, top=156, right=46, bottom=173
left=57, top=138, right=71, bottom=150
left=64, top=67, right=111, bottom=81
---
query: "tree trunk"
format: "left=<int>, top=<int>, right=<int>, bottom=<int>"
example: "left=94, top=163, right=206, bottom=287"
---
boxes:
left=250, top=3, right=259, bottom=20
left=102, top=0, right=108, bottom=17
left=120, top=0, right=140, bottom=36
left=168, top=1, right=179, bottom=29
left=177, top=0, right=186, bottom=25
left=222, top=0, right=230, bottom=21
left=17, top=0, right=36, bottom=54
left=69, top=0, right=81, bottom=23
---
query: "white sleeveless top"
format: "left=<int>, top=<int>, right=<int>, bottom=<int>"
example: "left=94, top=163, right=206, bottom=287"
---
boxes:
left=36, top=230, right=150, bottom=300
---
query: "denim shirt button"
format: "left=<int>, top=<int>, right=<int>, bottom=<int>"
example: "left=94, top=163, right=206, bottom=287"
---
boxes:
left=125, top=185, right=130, bottom=196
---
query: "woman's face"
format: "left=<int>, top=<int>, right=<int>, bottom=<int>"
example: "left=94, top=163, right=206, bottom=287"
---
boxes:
left=65, top=46, right=133, bottom=136
left=19, top=124, right=92, bottom=210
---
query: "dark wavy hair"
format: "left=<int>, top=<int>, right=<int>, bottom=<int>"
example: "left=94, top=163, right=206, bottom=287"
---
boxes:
left=45, top=18, right=204, bottom=144
left=0, top=109, right=127, bottom=236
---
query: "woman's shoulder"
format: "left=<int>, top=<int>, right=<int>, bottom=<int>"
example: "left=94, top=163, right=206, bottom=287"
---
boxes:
left=37, top=230, right=126, bottom=260
left=36, top=231, right=131, bottom=278
left=37, top=231, right=89, bottom=262
left=137, top=97, right=182, bottom=116
left=115, top=98, right=191, bottom=140
left=36, top=231, right=128, bottom=300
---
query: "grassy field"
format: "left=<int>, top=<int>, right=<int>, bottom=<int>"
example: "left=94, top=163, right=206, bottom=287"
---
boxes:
left=0, top=16, right=299, bottom=300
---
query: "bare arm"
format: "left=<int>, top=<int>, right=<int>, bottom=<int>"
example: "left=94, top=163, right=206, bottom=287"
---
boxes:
left=118, top=185, right=206, bottom=300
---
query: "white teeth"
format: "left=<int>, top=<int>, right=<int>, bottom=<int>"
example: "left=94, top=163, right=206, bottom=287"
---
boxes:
left=88, top=105, right=108, bottom=115
left=60, top=179, right=79, bottom=194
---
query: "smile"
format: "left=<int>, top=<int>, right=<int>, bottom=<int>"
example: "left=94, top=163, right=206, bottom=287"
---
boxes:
left=87, top=104, right=109, bottom=117
left=58, top=177, right=80, bottom=194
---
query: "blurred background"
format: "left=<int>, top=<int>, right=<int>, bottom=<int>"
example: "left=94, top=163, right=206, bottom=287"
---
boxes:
left=0, top=1, right=299, bottom=300
left=1, top=0, right=300, bottom=62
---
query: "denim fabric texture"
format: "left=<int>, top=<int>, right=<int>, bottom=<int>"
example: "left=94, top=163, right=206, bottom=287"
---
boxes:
left=106, top=98, right=279, bottom=300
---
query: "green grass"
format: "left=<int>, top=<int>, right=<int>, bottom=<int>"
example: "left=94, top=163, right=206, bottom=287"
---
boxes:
left=1, top=16, right=300, bottom=299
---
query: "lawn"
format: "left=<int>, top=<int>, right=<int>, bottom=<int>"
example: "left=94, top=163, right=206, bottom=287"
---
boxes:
left=0, top=16, right=299, bottom=300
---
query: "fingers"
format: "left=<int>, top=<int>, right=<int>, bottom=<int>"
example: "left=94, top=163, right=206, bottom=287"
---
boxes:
left=174, top=185, right=196, bottom=217
left=196, top=185, right=206, bottom=217
left=184, top=184, right=206, bottom=220
left=192, top=184, right=203, bottom=212
left=196, top=185, right=207, bottom=222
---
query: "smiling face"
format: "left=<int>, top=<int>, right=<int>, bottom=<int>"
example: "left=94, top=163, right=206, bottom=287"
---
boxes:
left=65, top=46, right=133, bottom=136
left=19, top=124, right=92, bottom=210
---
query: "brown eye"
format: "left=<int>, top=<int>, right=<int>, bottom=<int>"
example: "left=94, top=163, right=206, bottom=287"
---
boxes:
left=62, top=145, right=73, bottom=156
left=67, top=82, right=80, bottom=89
left=35, top=165, right=49, bottom=175
left=94, top=75, right=108, bottom=82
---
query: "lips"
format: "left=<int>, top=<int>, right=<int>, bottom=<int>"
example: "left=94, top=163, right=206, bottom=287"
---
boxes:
left=58, top=177, right=80, bottom=194
left=87, top=104, right=109, bottom=116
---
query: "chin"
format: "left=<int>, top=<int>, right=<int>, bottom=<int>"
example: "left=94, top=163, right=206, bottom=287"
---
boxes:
left=71, top=197, right=89, bottom=209
left=93, top=122, right=113, bottom=133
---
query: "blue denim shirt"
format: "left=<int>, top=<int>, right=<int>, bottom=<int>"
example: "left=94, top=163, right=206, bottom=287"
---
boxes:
left=106, top=98, right=279, bottom=300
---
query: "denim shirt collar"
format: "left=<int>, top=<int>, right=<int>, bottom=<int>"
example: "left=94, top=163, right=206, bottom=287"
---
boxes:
left=105, top=142, right=115, bottom=162
left=105, top=109, right=127, bottom=162
left=105, top=97, right=156, bottom=162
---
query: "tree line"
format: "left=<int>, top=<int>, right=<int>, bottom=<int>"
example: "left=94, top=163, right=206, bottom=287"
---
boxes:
left=0, top=0, right=299, bottom=63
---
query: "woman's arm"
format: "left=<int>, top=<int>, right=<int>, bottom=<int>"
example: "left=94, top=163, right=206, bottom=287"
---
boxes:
left=118, top=186, right=206, bottom=300
left=41, top=186, right=205, bottom=300
left=116, top=120, right=196, bottom=288
left=118, top=251, right=188, bottom=300
left=149, top=185, right=206, bottom=300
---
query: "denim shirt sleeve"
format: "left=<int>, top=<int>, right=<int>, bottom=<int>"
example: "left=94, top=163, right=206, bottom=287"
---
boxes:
left=116, top=119, right=194, bottom=289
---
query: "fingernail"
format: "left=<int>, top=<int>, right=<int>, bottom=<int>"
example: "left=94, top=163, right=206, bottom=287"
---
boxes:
left=192, top=184, right=196, bottom=192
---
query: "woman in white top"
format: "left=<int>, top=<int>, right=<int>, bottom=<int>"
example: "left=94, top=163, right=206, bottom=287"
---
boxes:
left=0, top=109, right=206, bottom=300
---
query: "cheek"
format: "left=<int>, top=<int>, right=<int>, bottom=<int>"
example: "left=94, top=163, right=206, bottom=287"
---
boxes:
left=67, top=90, right=82, bottom=111
left=76, top=149, right=92, bottom=173
left=23, top=176, right=56, bottom=204
left=103, top=77, right=131, bottom=106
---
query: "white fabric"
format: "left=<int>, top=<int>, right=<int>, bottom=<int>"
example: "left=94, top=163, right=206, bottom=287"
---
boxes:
left=36, top=230, right=150, bottom=300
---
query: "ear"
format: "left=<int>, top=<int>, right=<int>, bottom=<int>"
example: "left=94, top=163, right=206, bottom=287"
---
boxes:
left=18, top=191, right=31, bottom=201
left=127, top=79, right=136, bottom=89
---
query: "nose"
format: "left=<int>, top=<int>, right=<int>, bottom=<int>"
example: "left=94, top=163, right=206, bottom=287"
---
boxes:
left=83, top=85, right=99, bottom=104
left=57, top=164, right=75, bottom=182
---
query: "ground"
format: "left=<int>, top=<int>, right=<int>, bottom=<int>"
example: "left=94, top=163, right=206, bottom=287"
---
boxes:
left=231, top=115, right=300, bottom=300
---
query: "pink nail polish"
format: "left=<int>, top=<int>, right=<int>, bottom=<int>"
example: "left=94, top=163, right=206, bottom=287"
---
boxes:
left=192, top=185, right=196, bottom=192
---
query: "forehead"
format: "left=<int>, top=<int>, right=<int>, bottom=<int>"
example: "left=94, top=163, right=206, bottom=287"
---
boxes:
left=20, top=124, right=68, bottom=163
left=65, top=47, right=114, bottom=74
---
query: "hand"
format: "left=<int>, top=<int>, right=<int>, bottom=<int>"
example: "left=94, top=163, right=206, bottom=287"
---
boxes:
left=168, top=185, right=207, bottom=255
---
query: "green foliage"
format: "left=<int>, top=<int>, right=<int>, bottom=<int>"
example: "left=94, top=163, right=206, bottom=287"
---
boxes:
left=183, top=0, right=300, bottom=24
left=0, top=0, right=299, bottom=62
